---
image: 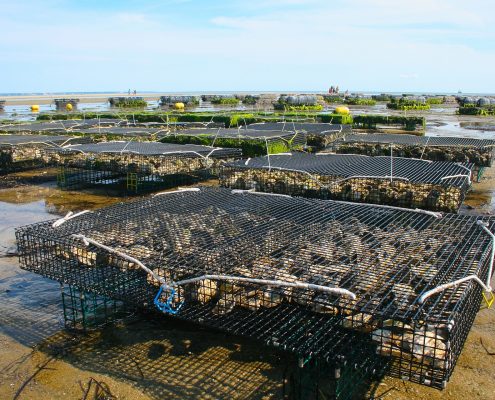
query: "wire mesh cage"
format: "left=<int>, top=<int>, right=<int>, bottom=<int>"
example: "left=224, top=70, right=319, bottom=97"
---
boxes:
left=0, top=134, right=86, bottom=173
left=219, top=153, right=472, bottom=212
left=331, top=134, right=495, bottom=181
left=61, top=283, right=133, bottom=331
left=247, top=122, right=352, bottom=151
left=0, top=120, right=223, bottom=139
left=284, top=346, right=388, bottom=400
left=160, top=128, right=307, bottom=157
left=49, top=141, right=242, bottom=193
left=16, top=187, right=495, bottom=389
left=54, top=98, right=80, bottom=111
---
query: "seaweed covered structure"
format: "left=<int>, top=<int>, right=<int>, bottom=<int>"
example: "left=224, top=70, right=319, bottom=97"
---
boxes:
left=247, top=122, right=352, bottom=150
left=220, top=153, right=472, bottom=212
left=0, top=134, right=86, bottom=173
left=16, top=187, right=495, bottom=389
left=50, top=141, right=241, bottom=193
left=160, top=128, right=306, bottom=157
left=54, top=98, right=79, bottom=111
left=331, top=134, right=495, bottom=181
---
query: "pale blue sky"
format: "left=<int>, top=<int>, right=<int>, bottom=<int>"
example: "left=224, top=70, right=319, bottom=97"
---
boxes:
left=0, top=0, right=494, bottom=93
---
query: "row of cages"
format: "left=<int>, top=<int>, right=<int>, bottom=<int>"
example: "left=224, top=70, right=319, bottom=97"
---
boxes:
left=3, top=144, right=475, bottom=213
left=1, top=132, right=492, bottom=214
left=52, top=153, right=473, bottom=212
left=16, top=187, right=495, bottom=390
left=328, top=134, right=495, bottom=182
left=61, top=283, right=387, bottom=400
left=1, top=126, right=493, bottom=167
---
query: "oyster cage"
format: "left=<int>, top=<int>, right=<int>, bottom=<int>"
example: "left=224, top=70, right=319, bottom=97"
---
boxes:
left=160, top=128, right=307, bottom=157
left=247, top=122, right=352, bottom=151
left=219, top=153, right=473, bottom=212
left=331, top=134, right=495, bottom=181
left=284, top=344, right=388, bottom=400
left=61, top=283, right=133, bottom=331
left=0, top=134, right=86, bottom=173
left=0, top=120, right=222, bottom=139
left=49, top=141, right=242, bottom=193
left=16, top=187, right=495, bottom=389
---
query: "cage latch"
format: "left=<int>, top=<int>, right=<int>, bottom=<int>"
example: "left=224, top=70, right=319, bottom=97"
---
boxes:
left=482, top=291, right=495, bottom=309
left=154, top=286, right=184, bottom=315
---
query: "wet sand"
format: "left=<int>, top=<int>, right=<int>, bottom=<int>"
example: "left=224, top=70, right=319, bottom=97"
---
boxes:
left=2, top=93, right=171, bottom=106
left=0, top=109, right=494, bottom=399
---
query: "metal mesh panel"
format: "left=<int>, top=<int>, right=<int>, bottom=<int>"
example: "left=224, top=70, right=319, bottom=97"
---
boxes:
left=165, top=127, right=304, bottom=140
left=332, top=134, right=495, bottom=167
left=220, top=153, right=472, bottom=212
left=247, top=122, right=352, bottom=150
left=61, top=283, right=132, bottom=331
left=0, top=121, right=222, bottom=136
left=0, top=134, right=80, bottom=145
left=16, top=187, right=495, bottom=388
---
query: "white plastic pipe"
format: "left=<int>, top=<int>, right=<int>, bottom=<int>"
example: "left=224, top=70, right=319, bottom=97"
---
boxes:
left=419, top=275, right=491, bottom=304
left=477, top=220, right=495, bottom=287
left=171, top=274, right=357, bottom=299
left=52, top=210, right=92, bottom=228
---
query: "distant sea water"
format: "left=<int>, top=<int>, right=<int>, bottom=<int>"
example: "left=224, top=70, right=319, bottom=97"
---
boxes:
left=1, top=90, right=495, bottom=96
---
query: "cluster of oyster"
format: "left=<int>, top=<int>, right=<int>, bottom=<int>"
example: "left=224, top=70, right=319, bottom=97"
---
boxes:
left=219, top=169, right=464, bottom=212
left=0, top=146, right=43, bottom=167
left=54, top=153, right=236, bottom=176
left=335, top=143, right=494, bottom=167
left=54, top=208, right=466, bottom=368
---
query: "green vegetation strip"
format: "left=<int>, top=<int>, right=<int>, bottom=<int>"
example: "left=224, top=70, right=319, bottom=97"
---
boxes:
left=458, top=106, right=495, bottom=116
left=160, top=134, right=292, bottom=157
left=352, top=115, right=425, bottom=132
left=386, top=99, right=430, bottom=111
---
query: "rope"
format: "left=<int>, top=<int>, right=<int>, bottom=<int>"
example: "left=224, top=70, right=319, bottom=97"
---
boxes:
left=420, top=136, right=431, bottom=160
left=119, top=139, right=134, bottom=154
left=390, top=144, right=393, bottom=183
left=52, top=210, right=92, bottom=228
left=264, top=137, right=271, bottom=171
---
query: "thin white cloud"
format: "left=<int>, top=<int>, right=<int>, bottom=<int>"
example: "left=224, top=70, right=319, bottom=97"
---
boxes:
left=0, top=0, right=494, bottom=92
left=400, top=73, right=419, bottom=79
